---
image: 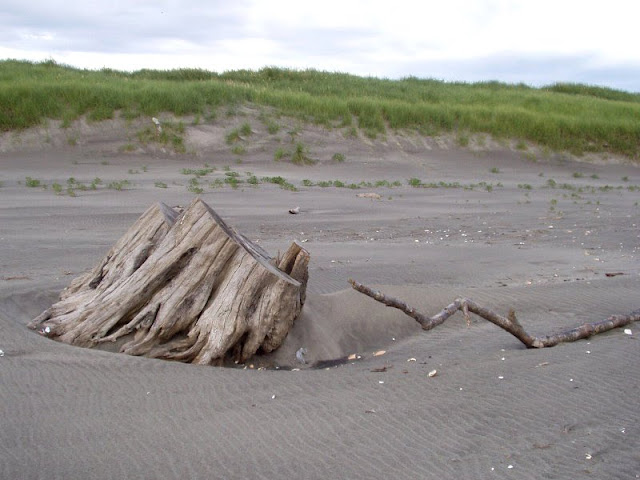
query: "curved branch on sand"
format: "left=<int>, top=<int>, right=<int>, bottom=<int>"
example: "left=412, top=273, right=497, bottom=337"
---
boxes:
left=349, top=279, right=639, bottom=348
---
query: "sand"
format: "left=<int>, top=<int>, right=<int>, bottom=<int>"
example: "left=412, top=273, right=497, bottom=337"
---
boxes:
left=1, top=115, right=639, bottom=479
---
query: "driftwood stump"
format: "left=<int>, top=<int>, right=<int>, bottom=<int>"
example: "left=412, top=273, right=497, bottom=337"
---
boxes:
left=30, top=199, right=310, bottom=365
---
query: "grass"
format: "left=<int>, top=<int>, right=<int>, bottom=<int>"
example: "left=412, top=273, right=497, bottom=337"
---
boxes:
left=291, top=142, right=315, bottom=165
left=3, top=60, right=640, bottom=159
left=231, top=145, right=246, bottom=155
left=181, top=166, right=215, bottom=177
left=261, top=176, right=297, bottom=191
left=25, top=176, right=43, bottom=187
left=137, top=120, right=186, bottom=153
left=107, top=180, right=130, bottom=191
left=273, top=142, right=315, bottom=165
left=274, top=147, right=288, bottom=161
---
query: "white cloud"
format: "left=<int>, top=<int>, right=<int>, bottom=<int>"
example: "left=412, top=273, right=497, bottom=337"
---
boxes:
left=2, top=0, right=640, bottom=90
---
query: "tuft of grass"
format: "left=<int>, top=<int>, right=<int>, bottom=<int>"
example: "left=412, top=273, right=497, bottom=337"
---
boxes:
left=225, top=126, right=247, bottom=144
left=187, top=177, right=204, bottom=193
left=262, top=176, right=297, bottom=191
left=573, top=172, right=584, bottom=178
left=224, top=176, right=242, bottom=189
left=137, top=121, right=186, bottom=153
left=274, top=147, right=288, bottom=161
left=154, top=181, right=168, bottom=188
left=107, top=180, right=130, bottom=191
left=231, top=145, right=246, bottom=155
left=239, top=122, right=252, bottom=136
left=266, top=120, right=280, bottom=134
left=456, top=133, right=470, bottom=147
left=490, top=167, right=500, bottom=174
left=332, top=152, right=346, bottom=162
left=181, top=167, right=215, bottom=177
left=408, top=177, right=422, bottom=187
left=515, top=140, right=527, bottom=150
left=25, top=177, right=43, bottom=187
left=345, top=126, right=358, bottom=138
left=291, top=142, right=315, bottom=165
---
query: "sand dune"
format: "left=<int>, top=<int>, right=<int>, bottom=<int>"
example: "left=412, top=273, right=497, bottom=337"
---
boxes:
left=1, top=119, right=639, bottom=479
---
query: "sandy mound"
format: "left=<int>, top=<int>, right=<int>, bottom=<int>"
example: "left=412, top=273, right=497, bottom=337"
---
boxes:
left=1, top=114, right=639, bottom=479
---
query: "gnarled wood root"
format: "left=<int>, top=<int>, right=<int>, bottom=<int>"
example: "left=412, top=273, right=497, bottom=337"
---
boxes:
left=30, top=199, right=310, bottom=365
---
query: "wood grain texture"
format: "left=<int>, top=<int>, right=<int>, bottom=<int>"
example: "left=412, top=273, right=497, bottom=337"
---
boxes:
left=30, top=199, right=309, bottom=365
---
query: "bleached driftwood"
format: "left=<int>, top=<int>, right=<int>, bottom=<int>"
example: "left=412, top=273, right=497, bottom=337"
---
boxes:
left=349, top=279, right=639, bottom=348
left=30, top=199, right=309, bottom=365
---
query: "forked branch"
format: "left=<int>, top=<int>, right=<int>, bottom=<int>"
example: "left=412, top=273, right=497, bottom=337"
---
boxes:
left=349, top=279, right=640, bottom=348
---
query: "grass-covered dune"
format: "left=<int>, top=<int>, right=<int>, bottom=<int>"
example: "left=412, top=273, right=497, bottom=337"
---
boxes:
left=1, top=59, right=639, bottom=158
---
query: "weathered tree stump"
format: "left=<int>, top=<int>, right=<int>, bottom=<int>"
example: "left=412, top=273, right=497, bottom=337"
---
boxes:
left=30, top=199, right=310, bottom=365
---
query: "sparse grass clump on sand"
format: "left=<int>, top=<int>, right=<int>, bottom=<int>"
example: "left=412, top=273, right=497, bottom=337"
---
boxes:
left=25, top=177, right=43, bottom=188
left=3, top=60, right=640, bottom=158
left=107, top=180, right=131, bottom=191
left=136, top=120, right=186, bottom=153
left=261, top=176, right=297, bottom=191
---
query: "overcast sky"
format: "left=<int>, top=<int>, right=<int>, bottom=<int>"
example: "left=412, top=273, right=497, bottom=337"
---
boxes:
left=3, top=0, right=640, bottom=91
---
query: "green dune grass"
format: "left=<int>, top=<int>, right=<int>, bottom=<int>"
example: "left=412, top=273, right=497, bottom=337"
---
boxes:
left=1, top=59, right=639, bottom=158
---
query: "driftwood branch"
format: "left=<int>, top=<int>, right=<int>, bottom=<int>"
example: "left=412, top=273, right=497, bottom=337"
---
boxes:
left=349, top=279, right=640, bottom=348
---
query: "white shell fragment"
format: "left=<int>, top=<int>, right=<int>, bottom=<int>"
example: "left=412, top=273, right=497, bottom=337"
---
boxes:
left=295, top=347, right=307, bottom=364
left=407, top=358, right=417, bottom=362
left=356, top=192, right=382, bottom=200
left=373, top=350, right=386, bottom=357
left=0, top=349, right=4, bottom=357
left=288, top=206, right=300, bottom=214
left=585, top=453, right=592, bottom=460
left=428, top=369, right=437, bottom=377
left=624, top=329, right=632, bottom=335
